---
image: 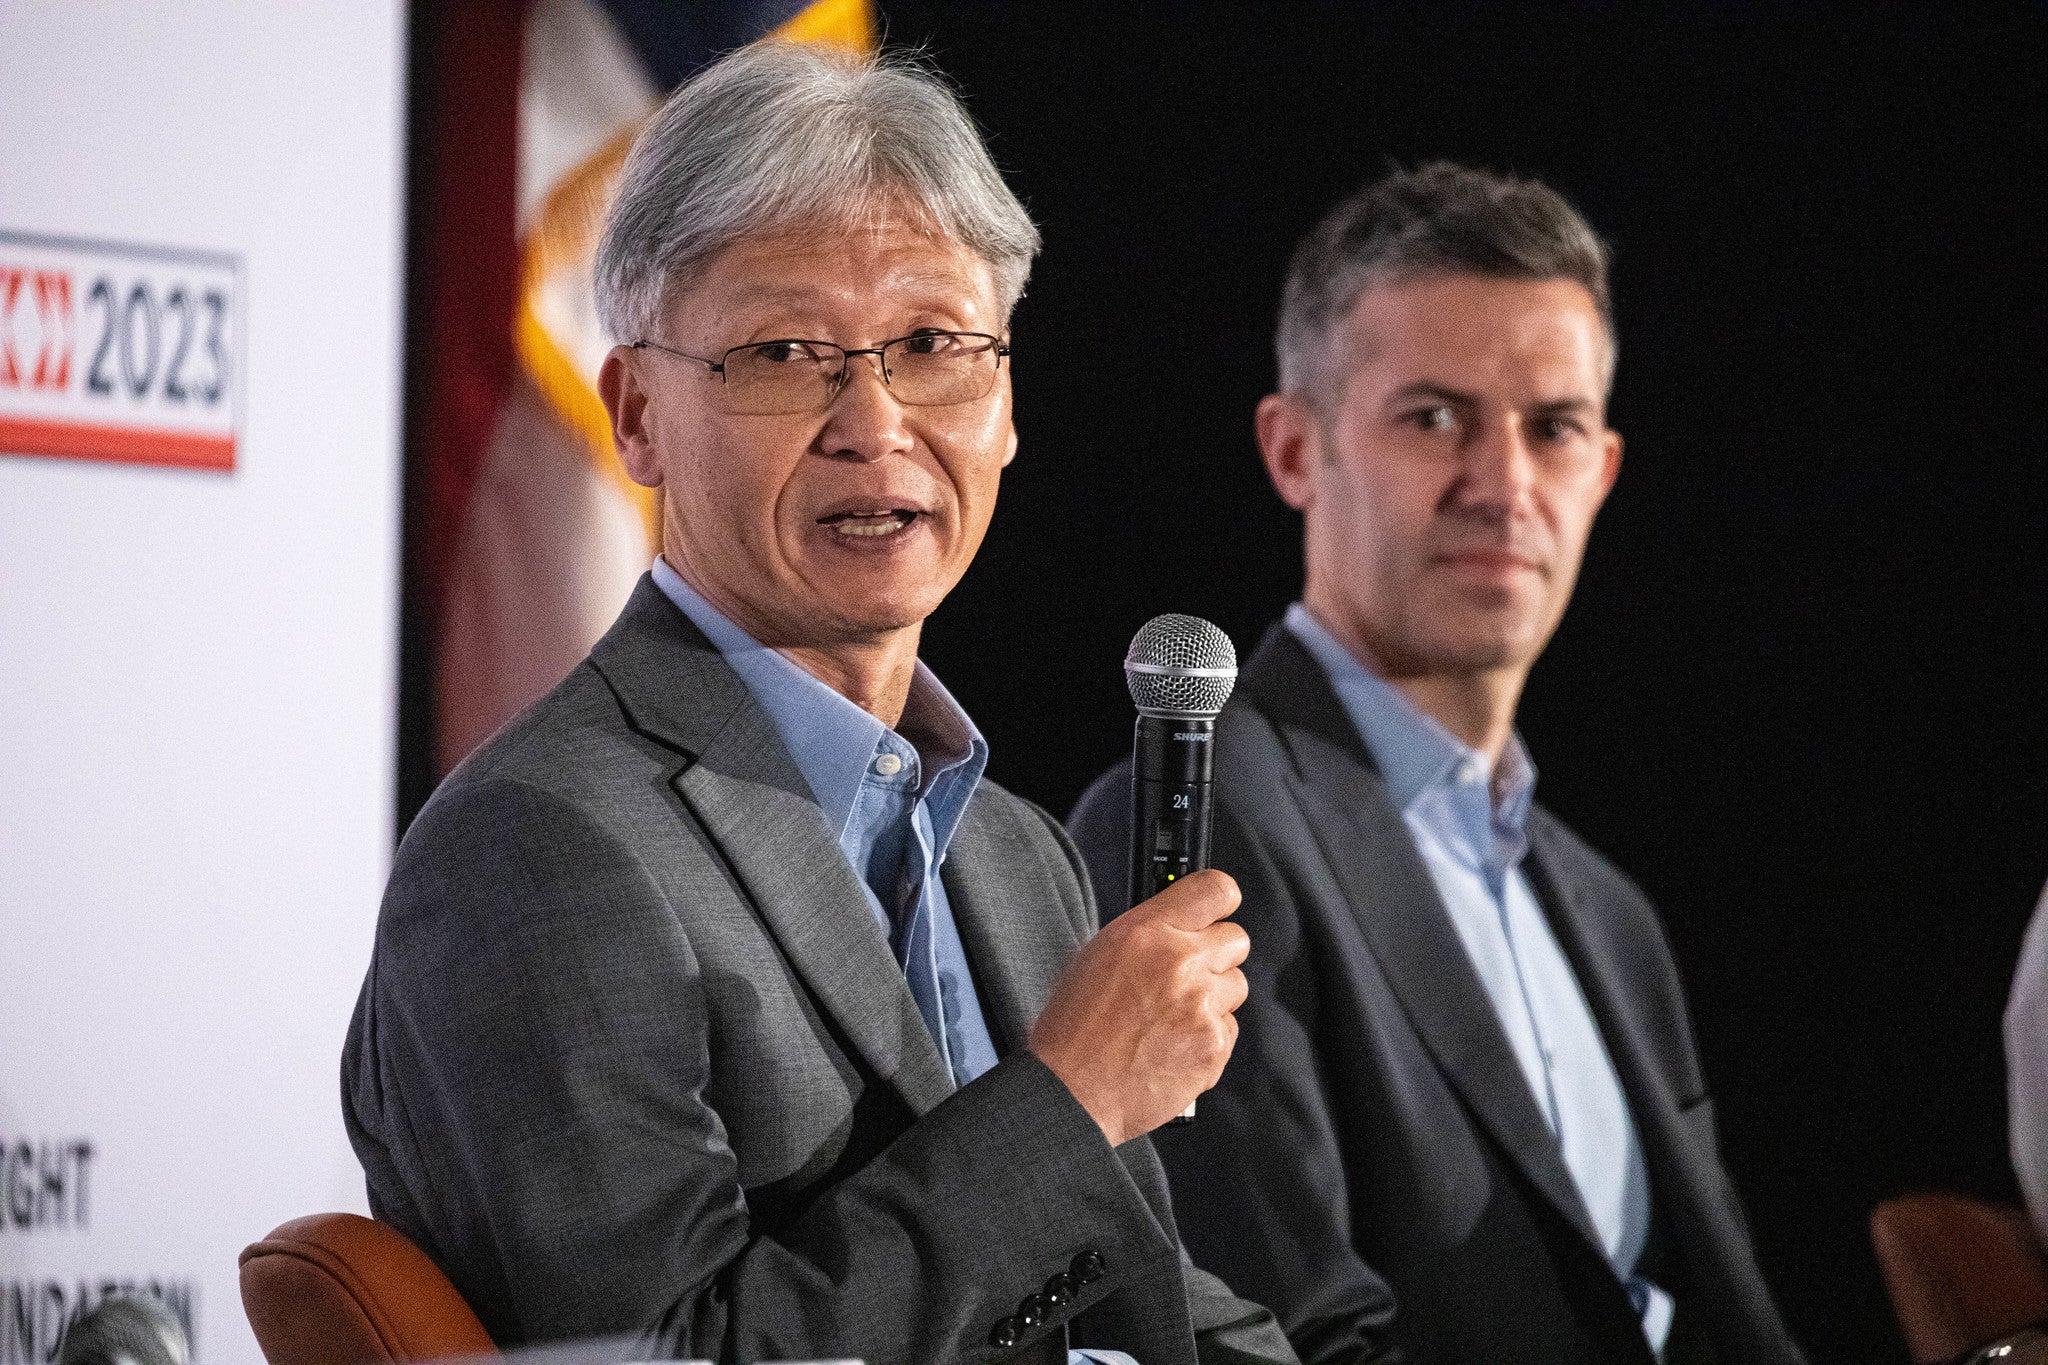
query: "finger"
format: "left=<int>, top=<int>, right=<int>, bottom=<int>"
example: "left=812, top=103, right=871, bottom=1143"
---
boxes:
left=1214, top=966, right=1249, bottom=1016
left=1135, top=868, right=1241, bottom=931
left=1194, top=920, right=1251, bottom=971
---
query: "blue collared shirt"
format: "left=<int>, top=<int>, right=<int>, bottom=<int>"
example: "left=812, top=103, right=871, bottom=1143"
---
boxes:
left=1285, top=603, right=1674, bottom=1356
left=652, top=562, right=1133, bottom=1365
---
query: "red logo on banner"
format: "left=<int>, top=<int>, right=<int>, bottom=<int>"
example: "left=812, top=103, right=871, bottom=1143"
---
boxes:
left=0, top=267, right=74, bottom=393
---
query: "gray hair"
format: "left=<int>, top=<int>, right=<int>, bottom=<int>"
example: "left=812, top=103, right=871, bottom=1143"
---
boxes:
left=1275, top=161, right=1614, bottom=403
left=595, top=40, right=1040, bottom=342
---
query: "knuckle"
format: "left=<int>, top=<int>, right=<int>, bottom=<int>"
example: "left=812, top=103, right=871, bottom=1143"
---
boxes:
left=1206, top=1014, right=1235, bottom=1058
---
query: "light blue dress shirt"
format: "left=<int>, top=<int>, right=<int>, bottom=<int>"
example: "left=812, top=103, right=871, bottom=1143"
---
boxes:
left=652, top=561, right=1135, bottom=1365
left=1285, top=603, right=1674, bottom=1356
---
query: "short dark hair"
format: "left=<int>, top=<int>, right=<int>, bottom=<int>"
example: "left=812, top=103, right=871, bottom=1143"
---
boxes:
left=1275, top=161, right=1613, bottom=402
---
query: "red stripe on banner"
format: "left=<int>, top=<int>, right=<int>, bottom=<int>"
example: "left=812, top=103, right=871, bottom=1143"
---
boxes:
left=0, top=416, right=235, bottom=471
left=413, top=0, right=523, bottom=615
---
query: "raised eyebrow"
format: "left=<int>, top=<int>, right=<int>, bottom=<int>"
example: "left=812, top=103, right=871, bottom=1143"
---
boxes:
left=1529, top=396, right=1601, bottom=419
left=1386, top=382, right=1478, bottom=409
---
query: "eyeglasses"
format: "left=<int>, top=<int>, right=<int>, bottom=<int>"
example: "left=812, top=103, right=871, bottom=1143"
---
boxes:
left=630, top=330, right=1011, bottom=416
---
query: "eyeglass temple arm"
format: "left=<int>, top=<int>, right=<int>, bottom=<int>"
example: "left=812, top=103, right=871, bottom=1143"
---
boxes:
left=629, top=339, right=725, bottom=374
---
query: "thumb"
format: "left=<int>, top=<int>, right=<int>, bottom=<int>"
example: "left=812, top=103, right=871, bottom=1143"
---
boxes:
left=1134, top=868, right=1241, bottom=931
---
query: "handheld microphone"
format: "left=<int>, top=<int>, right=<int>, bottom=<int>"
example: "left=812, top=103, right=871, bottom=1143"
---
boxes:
left=1123, top=614, right=1238, bottom=908
left=1124, top=615, right=1238, bottom=1124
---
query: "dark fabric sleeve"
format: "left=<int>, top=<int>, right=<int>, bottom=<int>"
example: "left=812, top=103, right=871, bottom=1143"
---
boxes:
left=344, top=774, right=1181, bottom=1364
left=1068, top=772, right=1406, bottom=1365
left=1181, top=1257, right=1304, bottom=1365
left=1053, top=773, right=1302, bottom=1365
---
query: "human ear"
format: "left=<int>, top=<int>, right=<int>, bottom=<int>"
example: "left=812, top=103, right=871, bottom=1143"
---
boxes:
left=600, top=347, right=663, bottom=489
left=1256, top=392, right=1322, bottom=511
left=1596, top=428, right=1623, bottom=502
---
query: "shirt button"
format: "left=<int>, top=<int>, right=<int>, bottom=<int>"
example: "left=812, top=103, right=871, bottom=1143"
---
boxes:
left=1457, top=758, right=1485, bottom=786
left=873, top=752, right=903, bottom=776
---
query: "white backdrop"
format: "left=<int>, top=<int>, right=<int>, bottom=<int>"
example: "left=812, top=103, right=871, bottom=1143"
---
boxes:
left=0, top=5, right=407, bottom=1364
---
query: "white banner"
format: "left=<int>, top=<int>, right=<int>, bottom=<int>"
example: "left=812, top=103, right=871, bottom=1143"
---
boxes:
left=0, top=4, right=406, bottom=1365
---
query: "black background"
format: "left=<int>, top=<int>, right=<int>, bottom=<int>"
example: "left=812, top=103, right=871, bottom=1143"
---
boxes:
left=874, top=4, right=2048, bottom=1361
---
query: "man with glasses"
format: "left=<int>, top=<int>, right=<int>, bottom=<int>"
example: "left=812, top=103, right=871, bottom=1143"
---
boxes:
left=1071, top=164, right=1805, bottom=1364
left=343, top=41, right=1291, bottom=1365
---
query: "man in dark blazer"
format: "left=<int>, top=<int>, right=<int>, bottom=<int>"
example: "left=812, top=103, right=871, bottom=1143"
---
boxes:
left=344, top=42, right=1290, bottom=1365
left=1069, top=165, right=1804, bottom=1365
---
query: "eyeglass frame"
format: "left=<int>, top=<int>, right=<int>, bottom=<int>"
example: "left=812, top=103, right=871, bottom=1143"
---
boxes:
left=628, top=331, right=1012, bottom=412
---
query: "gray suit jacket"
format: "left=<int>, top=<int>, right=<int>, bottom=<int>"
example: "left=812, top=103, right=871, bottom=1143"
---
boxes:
left=343, top=577, right=1294, bottom=1365
left=1068, top=625, right=1805, bottom=1365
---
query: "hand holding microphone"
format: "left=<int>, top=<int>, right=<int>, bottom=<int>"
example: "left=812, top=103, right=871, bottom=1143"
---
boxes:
left=1031, top=614, right=1244, bottom=1146
left=1030, top=868, right=1249, bottom=1147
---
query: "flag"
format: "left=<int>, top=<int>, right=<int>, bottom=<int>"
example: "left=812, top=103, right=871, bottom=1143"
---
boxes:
left=414, top=0, right=877, bottom=775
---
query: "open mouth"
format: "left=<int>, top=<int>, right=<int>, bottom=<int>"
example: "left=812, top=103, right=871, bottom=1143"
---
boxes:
left=819, top=509, right=922, bottom=540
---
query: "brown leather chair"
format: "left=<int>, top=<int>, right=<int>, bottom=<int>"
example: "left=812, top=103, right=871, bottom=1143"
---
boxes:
left=1872, top=1192, right=2048, bottom=1363
left=240, top=1214, right=497, bottom=1365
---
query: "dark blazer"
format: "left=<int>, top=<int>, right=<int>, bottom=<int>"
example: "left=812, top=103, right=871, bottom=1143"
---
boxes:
left=1067, top=625, right=1804, bottom=1365
left=343, top=578, right=1295, bottom=1365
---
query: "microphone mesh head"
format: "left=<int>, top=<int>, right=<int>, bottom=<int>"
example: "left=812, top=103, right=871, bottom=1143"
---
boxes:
left=1124, top=614, right=1238, bottom=716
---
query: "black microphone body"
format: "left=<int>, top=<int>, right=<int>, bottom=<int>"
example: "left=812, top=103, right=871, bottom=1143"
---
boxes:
left=1127, top=713, right=1217, bottom=907
left=1120, top=614, right=1239, bottom=1125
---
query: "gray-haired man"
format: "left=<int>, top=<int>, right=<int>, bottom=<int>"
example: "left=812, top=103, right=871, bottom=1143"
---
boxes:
left=344, top=42, right=1292, bottom=1365
left=1071, top=165, right=1805, bottom=1364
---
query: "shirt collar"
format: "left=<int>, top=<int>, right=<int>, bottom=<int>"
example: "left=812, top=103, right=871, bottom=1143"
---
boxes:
left=1283, top=602, right=1536, bottom=830
left=651, top=558, right=988, bottom=853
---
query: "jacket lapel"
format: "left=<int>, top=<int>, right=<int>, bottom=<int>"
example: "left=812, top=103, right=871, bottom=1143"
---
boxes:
left=1521, top=828, right=1681, bottom=1152
left=942, top=797, right=1080, bottom=1056
left=1242, top=625, right=1607, bottom=1253
left=589, top=576, right=956, bottom=1117
left=1523, top=829, right=1758, bottom=1315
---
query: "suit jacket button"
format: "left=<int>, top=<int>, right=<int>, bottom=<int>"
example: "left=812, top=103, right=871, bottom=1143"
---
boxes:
left=1017, top=1293, right=1050, bottom=1329
left=1043, top=1271, right=1074, bottom=1306
left=1070, top=1249, right=1107, bottom=1284
left=989, top=1317, right=1021, bottom=1349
